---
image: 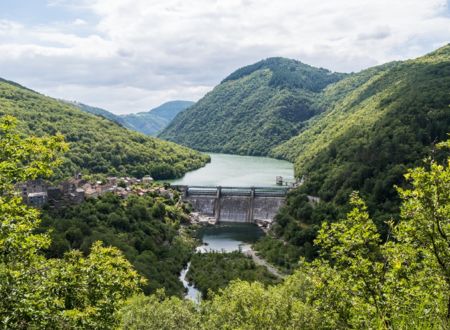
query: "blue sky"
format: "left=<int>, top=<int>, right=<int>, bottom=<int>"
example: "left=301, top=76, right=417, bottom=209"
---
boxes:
left=0, top=0, right=449, bottom=114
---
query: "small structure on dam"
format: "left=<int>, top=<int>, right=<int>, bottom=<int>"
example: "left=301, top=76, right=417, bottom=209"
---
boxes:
left=172, top=185, right=289, bottom=224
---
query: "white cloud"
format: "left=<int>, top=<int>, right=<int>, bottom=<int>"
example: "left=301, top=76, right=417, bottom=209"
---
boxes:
left=0, top=0, right=449, bottom=113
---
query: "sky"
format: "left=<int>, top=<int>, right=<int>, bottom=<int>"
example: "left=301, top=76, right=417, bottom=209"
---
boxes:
left=0, top=0, right=449, bottom=114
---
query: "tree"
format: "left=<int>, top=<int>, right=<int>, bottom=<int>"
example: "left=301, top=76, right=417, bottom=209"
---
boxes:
left=0, top=116, right=143, bottom=328
left=119, top=291, right=200, bottom=330
left=395, top=138, right=450, bottom=319
left=314, top=192, right=389, bottom=328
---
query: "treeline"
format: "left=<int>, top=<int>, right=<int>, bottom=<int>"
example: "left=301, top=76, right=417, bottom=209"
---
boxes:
left=39, top=192, right=196, bottom=296
left=0, top=78, right=209, bottom=180
left=222, top=57, right=346, bottom=91
left=186, top=251, right=280, bottom=298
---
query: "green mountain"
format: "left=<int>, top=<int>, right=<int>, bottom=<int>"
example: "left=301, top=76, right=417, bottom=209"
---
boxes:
left=159, top=58, right=346, bottom=155
left=0, top=78, right=209, bottom=180
left=258, top=44, right=450, bottom=268
left=121, top=101, right=195, bottom=136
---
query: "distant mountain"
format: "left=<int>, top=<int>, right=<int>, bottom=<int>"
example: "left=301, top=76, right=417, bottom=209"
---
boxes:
left=159, top=58, right=346, bottom=155
left=71, top=100, right=194, bottom=136
left=0, top=80, right=208, bottom=180
left=66, top=101, right=128, bottom=127
left=149, top=100, right=195, bottom=122
left=121, top=101, right=194, bottom=136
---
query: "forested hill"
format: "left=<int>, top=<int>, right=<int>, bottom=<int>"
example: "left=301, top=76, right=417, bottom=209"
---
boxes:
left=0, top=79, right=209, bottom=180
left=260, top=44, right=450, bottom=267
left=67, top=101, right=128, bottom=127
left=121, top=100, right=194, bottom=136
left=159, top=58, right=346, bottom=155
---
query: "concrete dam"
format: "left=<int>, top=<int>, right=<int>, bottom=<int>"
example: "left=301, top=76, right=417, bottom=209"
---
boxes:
left=172, top=185, right=289, bottom=223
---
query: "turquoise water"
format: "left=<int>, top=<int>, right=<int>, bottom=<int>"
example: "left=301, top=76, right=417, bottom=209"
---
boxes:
left=168, top=153, right=294, bottom=187
left=197, top=223, right=265, bottom=252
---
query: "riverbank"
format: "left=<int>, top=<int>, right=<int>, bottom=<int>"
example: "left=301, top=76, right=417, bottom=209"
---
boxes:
left=241, top=244, right=285, bottom=278
left=178, top=222, right=286, bottom=301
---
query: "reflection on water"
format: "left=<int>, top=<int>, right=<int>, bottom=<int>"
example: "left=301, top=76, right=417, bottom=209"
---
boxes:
left=197, top=223, right=265, bottom=252
left=168, top=153, right=294, bottom=187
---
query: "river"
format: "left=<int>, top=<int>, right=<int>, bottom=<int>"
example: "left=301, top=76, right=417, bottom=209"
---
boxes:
left=175, top=153, right=294, bottom=302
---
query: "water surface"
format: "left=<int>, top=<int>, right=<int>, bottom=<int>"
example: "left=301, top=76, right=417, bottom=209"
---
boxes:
left=197, top=223, right=265, bottom=252
left=169, top=153, right=294, bottom=187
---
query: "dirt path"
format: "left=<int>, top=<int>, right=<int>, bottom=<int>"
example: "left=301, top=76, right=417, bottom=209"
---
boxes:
left=241, top=245, right=285, bottom=279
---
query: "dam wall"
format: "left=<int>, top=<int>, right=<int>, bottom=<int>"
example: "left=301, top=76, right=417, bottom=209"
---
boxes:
left=177, top=186, right=287, bottom=223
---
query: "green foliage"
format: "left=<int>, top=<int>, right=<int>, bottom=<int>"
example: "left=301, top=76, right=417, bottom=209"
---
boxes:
left=119, top=292, right=200, bottom=330
left=0, top=79, right=209, bottom=180
left=40, top=192, right=196, bottom=296
left=0, top=117, right=142, bottom=329
left=266, top=44, right=450, bottom=268
left=120, top=145, right=450, bottom=329
left=186, top=251, right=280, bottom=298
left=253, top=235, right=304, bottom=273
left=160, top=58, right=345, bottom=155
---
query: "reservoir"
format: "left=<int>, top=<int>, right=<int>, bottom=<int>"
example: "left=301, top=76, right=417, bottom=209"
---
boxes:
left=168, top=153, right=294, bottom=187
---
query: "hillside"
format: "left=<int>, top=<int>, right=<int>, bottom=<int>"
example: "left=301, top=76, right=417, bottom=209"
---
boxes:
left=68, top=101, right=128, bottom=127
left=160, top=58, right=346, bottom=155
left=259, top=44, right=450, bottom=268
left=0, top=79, right=209, bottom=180
left=121, top=101, right=194, bottom=135
left=40, top=192, right=195, bottom=297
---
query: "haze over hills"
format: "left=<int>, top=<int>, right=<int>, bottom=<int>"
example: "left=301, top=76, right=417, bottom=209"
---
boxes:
left=66, top=101, right=128, bottom=127
left=0, top=78, right=208, bottom=180
left=122, top=100, right=194, bottom=135
left=159, top=58, right=346, bottom=155
left=72, top=100, right=194, bottom=136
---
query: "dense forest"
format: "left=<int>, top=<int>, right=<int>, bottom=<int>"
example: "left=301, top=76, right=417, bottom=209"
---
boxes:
left=186, top=251, right=280, bottom=298
left=39, top=192, right=195, bottom=296
left=121, top=139, right=450, bottom=328
left=256, top=44, right=450, bottom=269
left=160, top=58, right=345, bottom=155
left=0, top=78, right=209, bottom=180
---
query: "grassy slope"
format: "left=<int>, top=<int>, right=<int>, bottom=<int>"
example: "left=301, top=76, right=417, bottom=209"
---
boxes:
left=0, top=79, right=209, bottom=180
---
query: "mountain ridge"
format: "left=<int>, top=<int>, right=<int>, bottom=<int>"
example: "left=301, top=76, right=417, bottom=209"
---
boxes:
left=160, top=57, right=346, bottom=155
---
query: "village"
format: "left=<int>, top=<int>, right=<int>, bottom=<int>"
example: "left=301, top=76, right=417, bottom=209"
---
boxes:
left=16, top=173, right=175, bottom=208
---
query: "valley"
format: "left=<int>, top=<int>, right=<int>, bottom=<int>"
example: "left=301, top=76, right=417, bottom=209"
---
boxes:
left=1, top=41, right=449, bottom=329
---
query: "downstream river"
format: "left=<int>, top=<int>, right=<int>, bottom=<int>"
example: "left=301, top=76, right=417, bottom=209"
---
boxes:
left=175, top=153, right=294, bottom=301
